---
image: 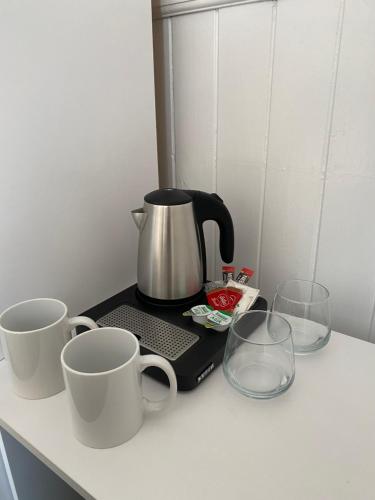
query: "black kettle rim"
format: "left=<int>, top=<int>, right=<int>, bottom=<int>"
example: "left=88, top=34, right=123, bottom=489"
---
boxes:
left=144, top=188, right=192, bottom=206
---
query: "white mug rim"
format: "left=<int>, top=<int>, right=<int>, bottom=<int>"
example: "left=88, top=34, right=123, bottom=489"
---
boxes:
left=61, top=327, right=139, bottom=378
left=0, top=298, right=68, bottom=335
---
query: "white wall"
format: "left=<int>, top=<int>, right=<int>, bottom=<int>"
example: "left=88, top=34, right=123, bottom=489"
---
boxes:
left=0, top=0, right=158, bottom=321
left=153, top=0, right=375, bottom=341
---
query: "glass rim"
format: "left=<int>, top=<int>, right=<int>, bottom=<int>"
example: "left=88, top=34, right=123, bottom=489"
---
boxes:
left=230, top=310, right=292, bottom=346
left=275, top=279, right=330, bottom=305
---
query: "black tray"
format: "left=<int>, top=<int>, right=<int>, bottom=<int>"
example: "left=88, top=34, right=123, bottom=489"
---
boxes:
left=81, top=284, right=267, bottom=391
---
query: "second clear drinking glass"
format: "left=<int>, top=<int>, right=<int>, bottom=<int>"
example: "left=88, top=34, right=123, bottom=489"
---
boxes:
left=272, top=279, right=331, bottom=354
left=223, top=310, right=295, bottom=399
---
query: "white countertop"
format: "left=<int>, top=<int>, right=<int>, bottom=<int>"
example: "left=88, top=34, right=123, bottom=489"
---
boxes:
left=1, top=331, right=375, bottom=500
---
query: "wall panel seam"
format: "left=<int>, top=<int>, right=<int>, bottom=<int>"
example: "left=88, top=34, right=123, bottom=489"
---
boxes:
left=311, top=0, right=346, bottom=284
left=256, top=1, right=278, bottom=290
left=212, top=8, right=220, bottom=278
left=168, top=17, right=177, bottom=187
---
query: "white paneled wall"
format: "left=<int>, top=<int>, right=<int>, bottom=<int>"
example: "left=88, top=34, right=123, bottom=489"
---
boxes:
left=217, top=3, right=273, bottom=287
left=153, top=0, right=375, bottom=341
left=315, top=0, right=375, bottom=340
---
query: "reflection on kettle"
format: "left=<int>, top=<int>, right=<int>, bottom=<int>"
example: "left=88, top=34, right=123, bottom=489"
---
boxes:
left=132, top=188, right=234, bottom=303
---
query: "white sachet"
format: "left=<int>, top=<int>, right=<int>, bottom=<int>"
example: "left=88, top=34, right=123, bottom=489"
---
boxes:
left=227, top=279, right=260, bottom=315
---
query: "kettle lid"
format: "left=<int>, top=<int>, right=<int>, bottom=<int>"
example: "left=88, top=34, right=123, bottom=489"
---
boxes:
left=144, top=188, right=192, bottom=206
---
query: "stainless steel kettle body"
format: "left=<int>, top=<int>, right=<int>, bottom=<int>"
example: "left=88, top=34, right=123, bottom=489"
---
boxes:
left=132, top=189, right=234, bottom=302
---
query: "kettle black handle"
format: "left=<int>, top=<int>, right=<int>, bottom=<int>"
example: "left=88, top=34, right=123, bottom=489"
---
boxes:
left=184, top=190, right=234, bottom=281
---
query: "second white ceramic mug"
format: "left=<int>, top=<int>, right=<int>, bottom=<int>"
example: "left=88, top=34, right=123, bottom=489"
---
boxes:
left=0, top=298, right=97, bottom=399
left=61, top=327, right=178, bottom=448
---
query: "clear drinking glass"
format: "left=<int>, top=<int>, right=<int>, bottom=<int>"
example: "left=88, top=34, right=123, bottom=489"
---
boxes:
left=272, top=279, right=331, bottom=354
left=223, top=310, right=295, bottom=399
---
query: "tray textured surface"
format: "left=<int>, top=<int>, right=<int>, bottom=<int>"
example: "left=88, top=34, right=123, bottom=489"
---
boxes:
left=97, top=304, right=199, bottom=361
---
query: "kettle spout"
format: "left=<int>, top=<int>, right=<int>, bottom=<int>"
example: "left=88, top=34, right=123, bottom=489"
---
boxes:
left=131, top=208, right=147, bottom=230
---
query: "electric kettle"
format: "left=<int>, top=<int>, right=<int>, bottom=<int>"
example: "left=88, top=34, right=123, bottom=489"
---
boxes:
left=131, top=188, right=234, bottom=302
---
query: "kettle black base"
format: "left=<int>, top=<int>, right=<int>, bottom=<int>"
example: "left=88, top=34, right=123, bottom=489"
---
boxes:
left=135, top=286, right=206, bottom=309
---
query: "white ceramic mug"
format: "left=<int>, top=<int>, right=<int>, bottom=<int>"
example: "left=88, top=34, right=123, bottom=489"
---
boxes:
left=0, top=298, right=97, bottom=399
left=61, top=327, right=177, bottom=449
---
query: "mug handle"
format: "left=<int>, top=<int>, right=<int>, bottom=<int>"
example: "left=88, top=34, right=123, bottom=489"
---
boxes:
left=68, top=316, right=98, bottom=338
left=140, top=355, right=177, bottom=412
